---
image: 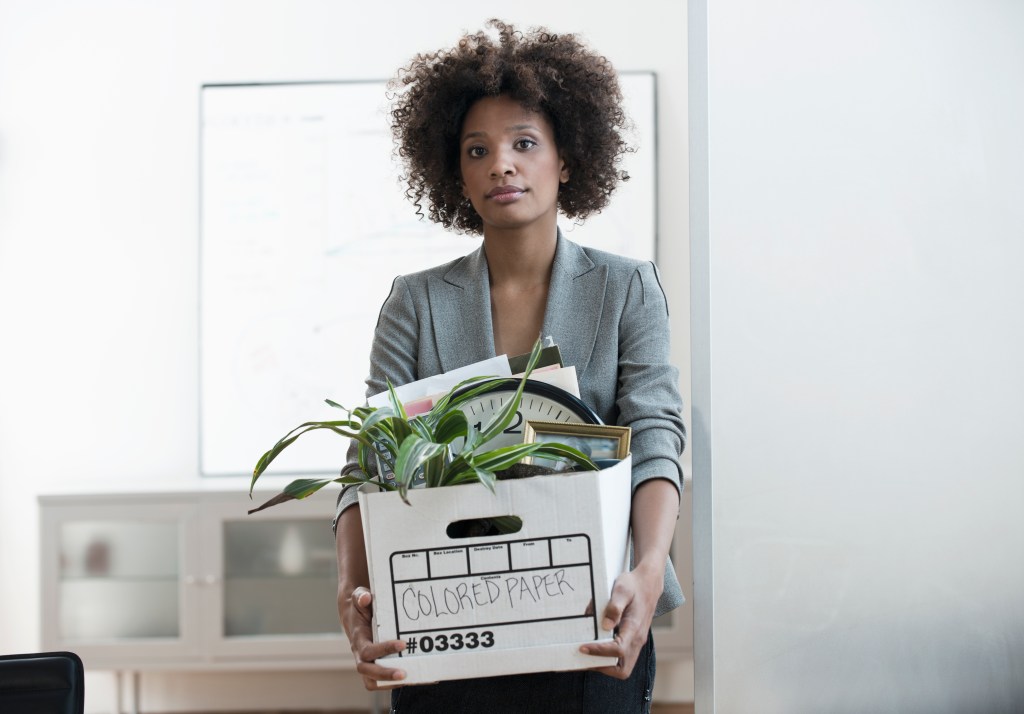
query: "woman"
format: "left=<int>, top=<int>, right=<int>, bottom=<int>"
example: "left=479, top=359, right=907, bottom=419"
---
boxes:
left=333, top=19, right=686, bottom=713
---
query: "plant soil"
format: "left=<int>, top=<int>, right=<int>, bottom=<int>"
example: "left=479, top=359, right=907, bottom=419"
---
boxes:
left=496, top=463, right=564, bottom=480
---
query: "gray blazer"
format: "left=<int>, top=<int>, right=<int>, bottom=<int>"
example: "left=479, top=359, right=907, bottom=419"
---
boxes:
left=338, top=230, right=686, bottom=616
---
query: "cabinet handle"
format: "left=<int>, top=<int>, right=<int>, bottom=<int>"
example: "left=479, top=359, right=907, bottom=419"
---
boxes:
left=182, top=574, right=217, bottom=586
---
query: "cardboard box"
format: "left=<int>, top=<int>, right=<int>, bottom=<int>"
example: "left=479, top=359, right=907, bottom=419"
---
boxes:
left=357, top=455, right=632, bottom=686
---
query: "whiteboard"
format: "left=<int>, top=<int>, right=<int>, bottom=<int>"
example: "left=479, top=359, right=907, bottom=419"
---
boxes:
left=200, top=74, right=657, bottom=477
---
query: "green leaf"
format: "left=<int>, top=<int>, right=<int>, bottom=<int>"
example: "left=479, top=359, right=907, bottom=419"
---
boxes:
left=386, top=380, right=408, bottom=421
left=469, top=443, right=549, bottom=473
left=247, top=472, right=397, bottom=515
left=443, top=442, right=597, bottom=487
left=442, top=377, right=505, bottom=414
left=477, top=338, right=544, bottom=445
left=426, top=374, right=498, bottom=420
left=248, top=492, right=299, bottom=515
left=459, top=422, right=483, bottom=456
left=474, top=466, right=497, bottom=493
left=251, top=420, right=362, bottom=494
left=335, top=473, right=397, bottom=494
left=355, top=408, right=402, bottom=460
left=409, top=417, right=433, bottom=441
left=351, top=405, right=375, bottom=420
left=434, top=409, right=469, bottom=444
left=390, top=416, right=412, bottom=447
left=437, top=454, right=469, bottom=487
left=358, top=440, right=395, bottom=476
left=423, top=455, right=444, bottom=488
left=247, top=477, right=333, bottom=514
left=528, top=443, right=599, bottom=470
left=360, top=406, right=396, bottom=432
left=442, top=469, right=479, bottom=485
left=365, top=424, right=398, bottom=459
left=393, top=435, right=447, bottom=491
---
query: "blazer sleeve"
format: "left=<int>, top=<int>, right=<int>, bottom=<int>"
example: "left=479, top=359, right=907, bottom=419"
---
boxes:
left=333, top=276, right=421, bottom=532
left=616, top=262, right=687, bottom=496
left=365, top=276, right=420, bottom=394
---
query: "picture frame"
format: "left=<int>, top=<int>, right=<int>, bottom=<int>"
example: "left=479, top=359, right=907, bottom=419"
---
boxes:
left=523, top=421, right=632, bottom=465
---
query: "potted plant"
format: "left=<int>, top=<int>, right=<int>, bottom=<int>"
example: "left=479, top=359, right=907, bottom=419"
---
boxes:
left=248, top=338, right=597, bottom=515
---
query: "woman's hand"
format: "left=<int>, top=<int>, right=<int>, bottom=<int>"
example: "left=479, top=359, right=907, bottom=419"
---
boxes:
left=336, top=504, right=406, bottom=690
left=580, top=477, right=678, bottom=679
left=579, top=561, right=663, bottom=678
left=340, top=585, right=407, bottom=690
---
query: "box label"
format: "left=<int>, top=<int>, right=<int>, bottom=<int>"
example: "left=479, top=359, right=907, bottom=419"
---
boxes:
left=388, top=534, right=597, bottom=657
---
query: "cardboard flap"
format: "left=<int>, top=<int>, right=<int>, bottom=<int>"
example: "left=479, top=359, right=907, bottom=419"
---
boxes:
left=596, top=455, right=632, bottom=594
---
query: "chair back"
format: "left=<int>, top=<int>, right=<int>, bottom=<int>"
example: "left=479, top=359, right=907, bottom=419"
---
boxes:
left=0, top=651, right=84, bottom=714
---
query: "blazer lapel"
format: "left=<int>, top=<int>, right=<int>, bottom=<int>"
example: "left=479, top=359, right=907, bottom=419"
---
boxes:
left=427, top=245, right=496, bottom=373
left=542, top=231, right=607, bottom=380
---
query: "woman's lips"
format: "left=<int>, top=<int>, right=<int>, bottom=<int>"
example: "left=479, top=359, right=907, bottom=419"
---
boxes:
left=487, top=186, right=525, bottom=203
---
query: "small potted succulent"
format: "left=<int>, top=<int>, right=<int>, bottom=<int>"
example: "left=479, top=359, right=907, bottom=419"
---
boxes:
left=248, top=338, right=597, bottom=515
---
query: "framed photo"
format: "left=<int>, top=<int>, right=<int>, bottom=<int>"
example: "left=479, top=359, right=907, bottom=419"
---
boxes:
left=523, top=421, right=631, bottom=465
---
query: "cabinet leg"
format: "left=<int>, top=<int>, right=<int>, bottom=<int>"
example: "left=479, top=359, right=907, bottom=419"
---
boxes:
left=114, top=671, right=123, bottom=714
left=371, top=689, right=385, bottom=714
left=130, top=671, right=140, bottom=714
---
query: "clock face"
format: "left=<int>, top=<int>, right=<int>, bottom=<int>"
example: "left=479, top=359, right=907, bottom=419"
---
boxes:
left=452, top=378, right=602, bottom=450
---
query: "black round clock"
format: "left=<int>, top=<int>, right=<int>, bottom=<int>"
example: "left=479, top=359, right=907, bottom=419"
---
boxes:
left=451, top=378, right=602, bottom=450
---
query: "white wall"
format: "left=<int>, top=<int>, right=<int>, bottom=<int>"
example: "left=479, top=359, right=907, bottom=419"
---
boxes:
left=690, top=1, right=1024, bottom=712
left=0, top=1, right=690, bottom=711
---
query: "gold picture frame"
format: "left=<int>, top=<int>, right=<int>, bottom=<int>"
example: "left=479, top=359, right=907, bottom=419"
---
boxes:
left=523, top=420, right=631, bottom=463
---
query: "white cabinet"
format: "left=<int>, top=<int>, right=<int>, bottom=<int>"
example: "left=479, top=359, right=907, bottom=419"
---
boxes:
left=39, top=485, right=692, bottom=674
left=39, top=490, right=349, bottom=671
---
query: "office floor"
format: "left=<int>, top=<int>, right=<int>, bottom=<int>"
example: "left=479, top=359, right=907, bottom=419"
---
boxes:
left=224, top=707, right=694, bottom=714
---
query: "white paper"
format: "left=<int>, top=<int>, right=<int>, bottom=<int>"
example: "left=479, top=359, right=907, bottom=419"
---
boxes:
left=367, top=355, right=513, bottom=408
left=514, top=365, right=580, bottom=398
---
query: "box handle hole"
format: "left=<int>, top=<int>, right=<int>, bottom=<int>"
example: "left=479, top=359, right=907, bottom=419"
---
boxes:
left=446, top=516, right=523, bottom=539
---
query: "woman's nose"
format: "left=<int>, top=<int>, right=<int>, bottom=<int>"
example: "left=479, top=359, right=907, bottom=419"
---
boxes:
left=489, top=150, right=515, bottom=177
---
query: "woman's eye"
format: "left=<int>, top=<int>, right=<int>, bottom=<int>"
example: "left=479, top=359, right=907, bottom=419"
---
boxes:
left=514, top=138, right=537, bottom=150
left=467, top=146, right=486, bottom=158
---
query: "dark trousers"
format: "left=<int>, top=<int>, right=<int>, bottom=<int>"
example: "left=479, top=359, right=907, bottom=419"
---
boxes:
left=390, top=631, right=656, bottom=714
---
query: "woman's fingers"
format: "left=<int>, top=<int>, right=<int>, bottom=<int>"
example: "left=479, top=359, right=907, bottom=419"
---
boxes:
left=358, top=636, right=406, bottom=663
left=579, top=569, right=657, bottom=679
left=580, top=625, right=645, bottom=680
left=599, top=579, right=629, bottom=631
left=346, top=587, right=408, bottom=689
left=352, top=586, right=373, bottom=613
left=355, top=638, right=407, bottom=689
left=354, top=636, right=407, bottom=688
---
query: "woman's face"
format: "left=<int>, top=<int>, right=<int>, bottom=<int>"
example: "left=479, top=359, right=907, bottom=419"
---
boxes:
left=459, top=95, right=569, bottom=234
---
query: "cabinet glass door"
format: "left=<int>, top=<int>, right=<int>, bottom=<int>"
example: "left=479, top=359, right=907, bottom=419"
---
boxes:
left=222, top=519, right=339, bottom=637
left=58, top=520, right=180, bottom=640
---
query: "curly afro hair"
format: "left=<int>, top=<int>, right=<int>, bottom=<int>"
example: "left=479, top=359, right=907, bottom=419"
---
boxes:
left=389, top=19, right=632, bottom=235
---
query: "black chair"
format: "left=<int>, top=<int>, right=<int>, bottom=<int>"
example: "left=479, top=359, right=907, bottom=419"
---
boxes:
left=0, top=651, right=84, bottom=714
